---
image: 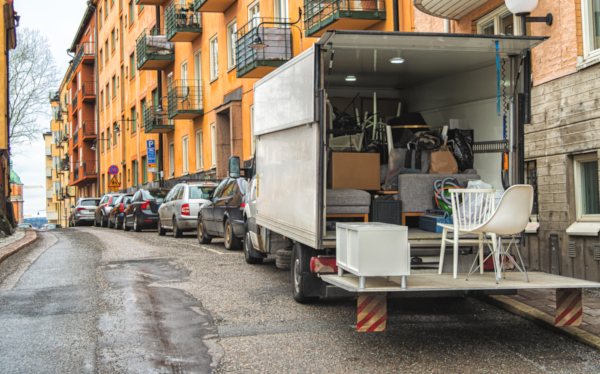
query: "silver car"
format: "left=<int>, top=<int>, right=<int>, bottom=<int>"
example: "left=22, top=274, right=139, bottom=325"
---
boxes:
left=70, top=197, right=101, bottom=226
left=157, top=182, right=218, bottom=237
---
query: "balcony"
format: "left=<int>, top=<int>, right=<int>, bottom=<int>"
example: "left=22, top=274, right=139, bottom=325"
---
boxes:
left=46, top=190, right=54, bottom=199
left=72, top=42, right=95, bottom=70
left=144, top=101, right=174, bottom=134
left=73, top=128, right=79, bottom=146
left=136, top=29, right=175, bottom=71
left=236, top=19, right=292, bottom=79
left=46, top=168, right=52, bottom=178
left=165, top=2, right=202, bottom=42
left=45, top=147, right=51, bottom=156
left=49, top=91, right=60, bottom=102
left=82, top=82, right=96, bottom=102
left=304, top=0, right=386, bottom=37
left=72, top=91, right=79, bottom=112
left=193, top=0, right=236, bottom=12
left=167, top=80, right=203, bottom=119
left=82, top=121, right=96, bottom=141
left=136, top=0, right=168, bottom=5
left=70, top=161, right=96, bottom=186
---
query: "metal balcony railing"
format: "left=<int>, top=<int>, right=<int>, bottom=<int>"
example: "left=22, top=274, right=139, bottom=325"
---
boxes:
left=72, top=91, right=79, bottom=111
left=165, top=1, right=202, bottom=42
left=236, top=18, right=293, bottom=78
left=136, top=28, right=175, bottom=70
left=143, top=101, right=174, bottom=133
left=304, top=0, right=386, bottom=36
left=73, top=165, right=80, bottom=182
left=82, top=81, right=96, bottom=99
left=61, top=157, right=69, bottom=171
left=52, top=105, right=62, bottom=121
left=81, top=160, right=97, bottom=177
left=82, top=121, right=96, bottom=138
left=72, top=42, right=95, bottom=69
left=167, top=79, right=203, bottom=119
left=49, top=91, right=60, bottom=102
left=73, top=128, right=79, bottom=145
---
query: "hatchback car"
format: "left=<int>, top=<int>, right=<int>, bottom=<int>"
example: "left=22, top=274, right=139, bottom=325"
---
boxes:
left=18, top=223, right=33, bottom=229
left=198, top=177, right=247, bottom=250
left=158, top=182, right=217, bottom=237
left=108, top=193, right=134, bottom=229
left=69, top=197, right=101, bottom=226
left=124, top=188, right=170, bottom=232
left=94, top=193, right=121, bottom=227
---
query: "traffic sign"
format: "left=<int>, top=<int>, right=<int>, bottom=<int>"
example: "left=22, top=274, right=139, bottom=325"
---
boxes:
left=108, top=176, right=120, bottom=188
left=147, top=140, right=157, bottom=172
left=108, top=165, right=119, bottom=175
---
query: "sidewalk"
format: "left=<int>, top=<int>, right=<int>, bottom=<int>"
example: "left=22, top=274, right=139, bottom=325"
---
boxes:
left=486, top=288, right=600, bottom=351
left=0, top=228, right=37, bottom=264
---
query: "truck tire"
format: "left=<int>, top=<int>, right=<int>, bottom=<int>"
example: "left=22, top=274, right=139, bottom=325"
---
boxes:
left=276, top=249, right=292, bottom=270
left=291, top=243, right=318, bottom=304
left=197, top=219, right=212, bottom=244
left=244, top=224, right=263, bottom=264
left=224, top=218, right=242, bottom=250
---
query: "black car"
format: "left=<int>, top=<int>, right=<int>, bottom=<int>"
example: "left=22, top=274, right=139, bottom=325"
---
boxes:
left=124, top=188, right=170, bottom=232
left=198, top=177, right=248, bottom=250
left=108, top=193, right=134, bottom=229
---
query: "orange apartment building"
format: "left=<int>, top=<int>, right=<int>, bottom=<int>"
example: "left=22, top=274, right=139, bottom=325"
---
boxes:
left=90, top=0, right=414, bottom=195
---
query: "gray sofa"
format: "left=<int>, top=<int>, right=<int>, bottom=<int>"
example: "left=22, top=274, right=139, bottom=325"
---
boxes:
left=398, top=173, right=480, bottom=213
left=326, top=189, right=371, bottom=214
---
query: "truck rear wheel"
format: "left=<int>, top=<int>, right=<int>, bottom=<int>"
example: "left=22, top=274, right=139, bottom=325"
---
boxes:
left=276, top=249, right=292, bottom=269
left=291, top=243, right=318, bottom=304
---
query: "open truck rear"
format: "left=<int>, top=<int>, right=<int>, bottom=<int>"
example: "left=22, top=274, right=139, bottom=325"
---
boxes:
left=248, top=31, right=600, bottom=323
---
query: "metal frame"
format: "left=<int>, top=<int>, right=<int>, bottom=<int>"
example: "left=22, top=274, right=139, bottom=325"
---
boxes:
left=304, top=0, right=386, bottom=37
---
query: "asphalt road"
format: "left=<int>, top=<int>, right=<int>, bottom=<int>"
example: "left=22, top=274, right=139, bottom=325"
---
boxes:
left=1, top=226, right=599, bottom=373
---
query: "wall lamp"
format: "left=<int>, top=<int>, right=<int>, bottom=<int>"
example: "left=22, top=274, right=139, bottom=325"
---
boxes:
left=506, top=0, right=552, bottom=36
left=250, top=8, right=303, bottom=51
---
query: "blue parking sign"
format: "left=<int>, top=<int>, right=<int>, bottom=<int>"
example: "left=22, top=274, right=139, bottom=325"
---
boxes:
left=147, top=140, right=157, bottom=172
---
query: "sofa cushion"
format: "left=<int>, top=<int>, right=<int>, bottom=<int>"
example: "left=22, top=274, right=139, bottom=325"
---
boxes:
left=326, top=189, right=371, bottom=207
left=397, top=174, right=481, bottom=213
left=326, top=205, right=370, bottom=214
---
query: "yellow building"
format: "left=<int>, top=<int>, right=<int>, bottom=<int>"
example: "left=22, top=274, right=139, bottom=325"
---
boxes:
left=0, top=0, right=18, bottom=232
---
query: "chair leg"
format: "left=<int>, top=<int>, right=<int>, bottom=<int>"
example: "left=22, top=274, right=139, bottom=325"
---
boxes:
left=478, top=233, right=484, bottom=275
left=491, top=234, right=500, bottom=284
left=453, top=234, right=459, bottom=279
left=438, top=228, right=448, bottom=275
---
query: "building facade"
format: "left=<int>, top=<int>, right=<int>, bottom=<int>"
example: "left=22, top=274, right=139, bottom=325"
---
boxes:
left=414, top=0, right=600, bottom=281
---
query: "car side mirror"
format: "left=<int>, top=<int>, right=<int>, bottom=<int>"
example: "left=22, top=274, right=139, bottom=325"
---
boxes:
left=201, top=193, right=210, bottom=199
left=71, top=205, right=75, bottom=209
left=229, top=156, right=241, bottom=178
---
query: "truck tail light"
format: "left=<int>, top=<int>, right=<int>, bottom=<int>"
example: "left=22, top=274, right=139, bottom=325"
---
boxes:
left=141, top=201, right=150, bottom=210
left=181, top=204, right=190, bottom=216
left=118, top=203, right=125, bottom=213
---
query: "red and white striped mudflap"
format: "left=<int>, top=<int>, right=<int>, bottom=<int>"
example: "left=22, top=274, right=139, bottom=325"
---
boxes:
left=357, top=292, right=387, bottom=332
left=555, top=288, right=583, bottom=327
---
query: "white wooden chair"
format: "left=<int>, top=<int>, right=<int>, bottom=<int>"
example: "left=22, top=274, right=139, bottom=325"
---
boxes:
left=438, top=188, right=496, bottom=279
left=466, top=185, right=534, bottom=283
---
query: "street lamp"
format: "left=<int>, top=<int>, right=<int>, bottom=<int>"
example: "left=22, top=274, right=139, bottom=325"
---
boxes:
left=505, top=0, right=553, bottom=36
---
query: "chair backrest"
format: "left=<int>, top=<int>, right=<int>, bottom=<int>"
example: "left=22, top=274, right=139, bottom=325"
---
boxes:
left=476, top=185, right=534, bottom=235
left=449, top=188, right=496, bottom=232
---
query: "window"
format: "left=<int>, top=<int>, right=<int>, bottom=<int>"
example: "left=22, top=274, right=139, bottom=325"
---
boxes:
left=112, top=75, right=117, bottom=98
left=194, top=50, right=202, bottom=107
left=131, top=106, right=136, bottom=132
left=227, top=20, right=237, bottom=70
left=132, top=160, right=138, bottom=186
left=195, top=130, right=203, bottom=171
left=582, top=0, right=600, bottom=61
left=111, top=29, right=116, bottom=52
left=99, top=7, right=103, bottom=27
left=168, top=142, right=175, bottom=177
left=182, top=136, right=189, bottom=174
left=574, top=154, right=600, bottom=221
left=100, top=49, right=103, bottom=69
left=113, top=123, right=118, bottom=146
left=248, top=1, right=260, bottom=29
left=142, top=156, right=147, bottom=183
left=105, top=40, right=109, bottom=61
left=101, top=131, right=105, bottom=152
left=102, top=174, right=105, bottom=194
left=130, top=52, right=135, bottom=78
left=105, top=83, right=109, bottom=107
left=141, top=98, right=146, bottom=128
left=100, top=90, right=104, bottom=109
left=274, top=0, right=288, bottom=21
left=209, top=35, right=218, bottom=81
left=129, top=1, right=134, bottom=25
left=476, top=5, right=521, bottom=36
left=108, top=131, right=112, bottom=147
left=211, top=123, right=216, bottom=167
left=105, top=0, right=108, bottom=18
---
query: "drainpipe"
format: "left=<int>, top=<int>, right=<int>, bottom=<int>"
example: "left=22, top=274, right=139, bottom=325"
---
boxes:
left=89, top=0, right=99, bottom=197
left=155, top=6, right=164, bottom=188
left=392, top=0, right=399, bottom=31
left=444, top=19, right=451, bottom=33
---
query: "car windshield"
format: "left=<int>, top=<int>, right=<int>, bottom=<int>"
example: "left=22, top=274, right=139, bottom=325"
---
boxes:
left=80, top=200, right=99, bottom=206
left=123, top=196, right=133, bottom=204
left=147, top=190, right=168, bottom=204
left=189, top=186, right=216, bottom=199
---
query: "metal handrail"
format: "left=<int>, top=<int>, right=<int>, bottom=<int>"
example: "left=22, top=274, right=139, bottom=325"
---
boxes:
left=82, top=161, right=97, bottom=177
left=82, top=81, right=96, bottom=97
left=303, top=0, right=385, bottom=30
left=167, top=79, right=203, bottom=116
left=165, top=1, right=201, bottom=40
left=236, top=17, right=293, bottom=74
left=73, top=128, right=79, bottom=145
left=73, top=42, right=96, bottom=69
left=83, top=121, right=96, bottom=137
left=143, top=100, right=171, bottom=132
left=136, top=28, right=174, bottom=68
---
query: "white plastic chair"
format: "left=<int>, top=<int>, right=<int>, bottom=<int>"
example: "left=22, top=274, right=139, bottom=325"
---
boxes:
left=438, top=188, right=496, bottom=279
left=466, top=185, right=534, bottom=283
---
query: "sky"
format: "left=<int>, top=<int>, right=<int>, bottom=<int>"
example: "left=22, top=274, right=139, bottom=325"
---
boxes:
left=12, top=0, right=87, bottom=217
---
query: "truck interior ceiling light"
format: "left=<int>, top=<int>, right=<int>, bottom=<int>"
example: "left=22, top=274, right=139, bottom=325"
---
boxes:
left=390, top=57, right=404, bottom=64
left=345, top=75, right=357, bottom=82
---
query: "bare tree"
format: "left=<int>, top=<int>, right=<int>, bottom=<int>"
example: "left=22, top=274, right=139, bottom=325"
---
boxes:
left=9, top=28, right=60, bottom=146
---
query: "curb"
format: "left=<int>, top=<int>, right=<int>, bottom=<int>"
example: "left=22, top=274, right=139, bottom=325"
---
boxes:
left=484, top=295, right=600, bottom=351
left=0, top=228, right=38, bottom=264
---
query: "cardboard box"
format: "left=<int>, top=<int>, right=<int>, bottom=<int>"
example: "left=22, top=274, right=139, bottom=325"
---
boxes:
left=331, top=152, right=380, bottom=190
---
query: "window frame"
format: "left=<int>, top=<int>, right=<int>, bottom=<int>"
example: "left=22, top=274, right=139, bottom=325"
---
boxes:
left=476, top=5, right=521, bottom=36
left=195, top=129, right=203, bottom=172
left=169, top=141, right=175, bottom=177
left=582, top=0, right=600, bottom=63
left=248, top=0, right=260, bottom=29
left=574, top=153, right=600, bottom=222
left=226, top=19, right=237, bottom=71
left=182, top=135, right=189, bottom=174
left=210, top=123, right=216, bottom=168
left=209, top=34, right=219, bottom=82
left=130, top=52, right=136, bottom=79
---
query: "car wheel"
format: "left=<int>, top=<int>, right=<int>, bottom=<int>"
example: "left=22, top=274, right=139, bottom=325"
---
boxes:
left=197, top=219, right=212, bottom=244
left=134, top=215, right=142, bottom=232
left=108, top=217, right=114, bottom=229
left=244, top=225, right=263, bottom=265
left=157, top=217, right=166, bottom=236
left=291, top=243, right=319, bottom=304
left=93, top=217, right=98, bottom=227
left=224, top=219, right=242, bottom=251
left=123, top=217, right=130, bottom=231
left=100, top=214, right=107, bottom=228
left=114, top=218, right=121, bottom=230
left=173, top=217, right=183, bottom=238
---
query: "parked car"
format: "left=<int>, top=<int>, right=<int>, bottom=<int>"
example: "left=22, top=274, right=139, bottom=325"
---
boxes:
left=41, top=223, right=62, bottom=230
left=18, top=223, right=33, bottom=228
left=124, top=188, right=170, bottom=232
left=94, top=193, right=121, bottom=227
left=108, top=193, right=134, bottom=229
left=158, top=182, right=218, bottom=237
left=197, top=177, right=248, bottom=250
left=69, top=197, right=101, bottom=227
